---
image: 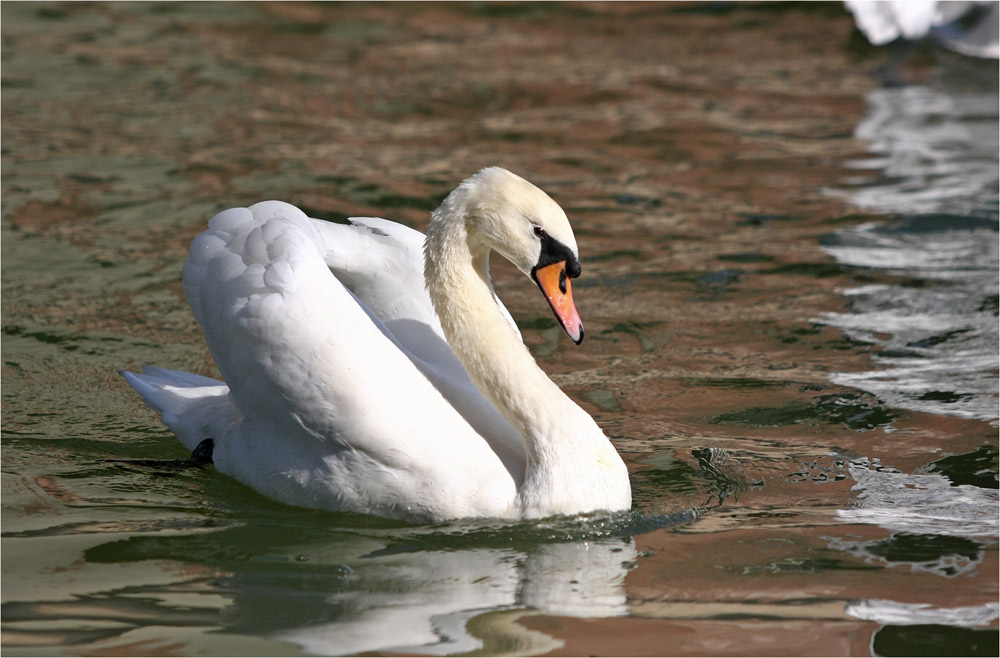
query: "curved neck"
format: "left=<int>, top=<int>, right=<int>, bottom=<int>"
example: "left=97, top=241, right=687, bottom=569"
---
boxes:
left=424, top=209, right=596, bottom=468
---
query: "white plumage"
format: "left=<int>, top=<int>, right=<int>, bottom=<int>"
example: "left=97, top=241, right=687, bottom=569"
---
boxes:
left=123, top=168, right=632, bottom=523
left=845, top=0, right=999, bottom=58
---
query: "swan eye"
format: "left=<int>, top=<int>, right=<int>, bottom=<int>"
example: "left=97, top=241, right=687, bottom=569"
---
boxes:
left=533, top=225, right=545, bottom=238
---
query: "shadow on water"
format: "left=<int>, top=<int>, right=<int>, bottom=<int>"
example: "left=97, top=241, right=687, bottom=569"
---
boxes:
left=871, top=624, right=999, bottom=658
left=709, top=391, right=898, bottom=431
left=922, top=444, right=999, bottom=490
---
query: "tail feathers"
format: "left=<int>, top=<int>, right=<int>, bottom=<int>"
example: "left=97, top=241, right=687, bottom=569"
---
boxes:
left=136, top=365, right=225, bottom=388
left=121, top=367, right=239, bottom=452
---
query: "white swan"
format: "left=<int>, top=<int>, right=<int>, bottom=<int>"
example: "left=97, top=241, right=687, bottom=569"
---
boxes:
left=844, top=0, right=999, bottom=58
left=122, top=167, right=632, bottom=523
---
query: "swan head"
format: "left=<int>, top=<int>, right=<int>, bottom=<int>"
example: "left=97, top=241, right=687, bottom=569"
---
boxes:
left=446, top=167, right=585, bottom=344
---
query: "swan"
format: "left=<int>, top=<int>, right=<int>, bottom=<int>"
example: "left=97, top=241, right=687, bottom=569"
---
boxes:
left=844, top=0, right=999, bottom=58
left=122, top=167, right=632, bottom=523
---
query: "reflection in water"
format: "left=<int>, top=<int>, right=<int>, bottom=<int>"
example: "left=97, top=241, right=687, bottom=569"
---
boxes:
left=821, top=82, right=999, bottom=422
left=870, top=621, right=1000, bottom=657
left=62, top=513, right=646, bottom=656
left=823, top=63, right=999, bottom=636
left=846, top=599, right=1000, bottom=629
left=271, top=538, right=635, bottom=656
left=829, top=84, right=998, bottom=217
left=836, top=460, right=999, bottom=538
left=819, top=216, right=998, bottom=421
left=833, top=460, right=999, bottom=628
left=3, top=450, right=696, bottom=655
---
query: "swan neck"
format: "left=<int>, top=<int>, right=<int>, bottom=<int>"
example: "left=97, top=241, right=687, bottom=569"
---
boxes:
left=425, top=208, right=587, bottom=460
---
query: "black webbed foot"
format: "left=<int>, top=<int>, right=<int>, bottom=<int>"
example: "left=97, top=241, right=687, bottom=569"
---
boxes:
left=104, top=438, right=215, bottom=475
left=190, top=438, right=214, bottom=465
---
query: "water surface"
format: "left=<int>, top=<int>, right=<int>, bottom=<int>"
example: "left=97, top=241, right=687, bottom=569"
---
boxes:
left=3, top=3, right=997, bottom=656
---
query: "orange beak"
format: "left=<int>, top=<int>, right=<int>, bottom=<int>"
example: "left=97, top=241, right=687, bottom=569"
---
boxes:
left=532, top=261, right=584, bottom=344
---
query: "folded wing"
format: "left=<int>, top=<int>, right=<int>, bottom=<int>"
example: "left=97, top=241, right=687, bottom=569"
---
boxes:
left=177, top=201, right=516, bottom=520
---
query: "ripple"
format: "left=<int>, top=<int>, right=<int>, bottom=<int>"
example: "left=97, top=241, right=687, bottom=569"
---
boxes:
left=836, top=459, right=999, bottom=538
left=822, top=76, right=999, bottom=423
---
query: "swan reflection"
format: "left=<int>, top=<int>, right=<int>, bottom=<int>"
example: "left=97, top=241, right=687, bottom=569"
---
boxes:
left=76, top=513, right=645, bottom=656
left=265, top=536, right=637, bottom=656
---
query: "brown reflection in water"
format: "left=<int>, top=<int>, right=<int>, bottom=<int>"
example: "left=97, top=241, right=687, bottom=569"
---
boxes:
left=523, top=615, right=878, bottom=657
left=2, top=1, right=997, bottom=656
left=523, top=518, right=998, bottom=656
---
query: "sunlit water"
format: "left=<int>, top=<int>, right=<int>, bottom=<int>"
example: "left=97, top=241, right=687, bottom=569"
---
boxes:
left=2, top=3, right=998, bottom=657
left=815, top=53, right=1000, bottom=646
left=821, top=68, right=999, bottom=423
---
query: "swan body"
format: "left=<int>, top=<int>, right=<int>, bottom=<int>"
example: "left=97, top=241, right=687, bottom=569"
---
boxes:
left=123, top=168, right=631, bottom=522
left=845, top=0, right=999, bottom=58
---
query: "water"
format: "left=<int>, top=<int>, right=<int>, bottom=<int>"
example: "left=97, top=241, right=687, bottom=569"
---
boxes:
left=816, top=61, right=999, bottom=644
left=821, top=64, right=999, bottom=423
left=2, top=3, right=997, bottom=656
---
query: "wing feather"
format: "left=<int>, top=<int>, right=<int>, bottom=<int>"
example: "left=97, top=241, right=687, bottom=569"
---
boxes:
left=179, top=201, right=516, bottom=519
left=310, top=215, right=527, bottom=474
